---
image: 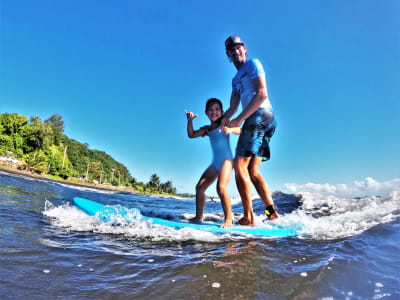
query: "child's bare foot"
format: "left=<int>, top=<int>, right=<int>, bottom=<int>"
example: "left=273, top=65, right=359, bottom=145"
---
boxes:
left=220, top=219, right=233, bottom=228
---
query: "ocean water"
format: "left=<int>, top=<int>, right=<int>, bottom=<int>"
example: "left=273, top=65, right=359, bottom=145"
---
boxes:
left=0, top=171, right=399, bottom=299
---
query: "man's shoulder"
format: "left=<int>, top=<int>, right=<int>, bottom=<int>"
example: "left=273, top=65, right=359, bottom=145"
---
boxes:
left=232, top=58, right=263, bottom=81
left=243, top=58, right=264, bottom=78
left=246, top=58, right=263, bottom=68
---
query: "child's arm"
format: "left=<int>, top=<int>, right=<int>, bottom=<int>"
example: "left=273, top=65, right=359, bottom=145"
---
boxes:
left=221, top=126, right=241, bottom=135
left=185, top=110, right=207, bottom=138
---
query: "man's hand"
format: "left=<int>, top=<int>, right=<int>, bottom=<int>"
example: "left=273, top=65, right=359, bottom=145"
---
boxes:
left=229, top=117, right=243, bottom=128
left=221, top=117, right=230, bottom=127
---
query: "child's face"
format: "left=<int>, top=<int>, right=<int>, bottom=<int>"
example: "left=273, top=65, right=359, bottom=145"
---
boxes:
left=206, top=103, right=222, bottom=122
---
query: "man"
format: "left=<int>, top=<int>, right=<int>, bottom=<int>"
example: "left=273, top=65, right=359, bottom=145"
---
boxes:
left=222, top=35, right=278, bottom=225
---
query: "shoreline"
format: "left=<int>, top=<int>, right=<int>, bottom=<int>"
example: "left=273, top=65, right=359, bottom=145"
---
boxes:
left=0, top=165, right=140, bottom=195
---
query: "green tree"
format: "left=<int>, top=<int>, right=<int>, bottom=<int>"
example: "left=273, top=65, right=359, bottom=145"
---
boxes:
left=89, top=161, right=103, bottom=182
left=44, top=114, right=64, bottom=133
left=25, top=150, right=48, bottom=173
left=149, top=173, right=160, bottom=191
left=45, top=114, right=64, bottom=145
left=0, top=134, right=14, bottom=154
left=0, top=113, right=28, bottom=135
left=160, top=180, right=175, bottom=194
left=46, top=145, right=71, bottom=178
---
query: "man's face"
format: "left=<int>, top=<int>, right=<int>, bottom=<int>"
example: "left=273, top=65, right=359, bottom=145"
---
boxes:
left=227, top=44, right=247, bottom=64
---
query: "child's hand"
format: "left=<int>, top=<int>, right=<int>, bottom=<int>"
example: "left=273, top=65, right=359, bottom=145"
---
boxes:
left=221, top=126, right=241, bottom=135
left=185, top=110, right=198, bottom=121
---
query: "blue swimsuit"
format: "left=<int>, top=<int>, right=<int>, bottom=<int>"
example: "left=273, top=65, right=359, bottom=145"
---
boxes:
left=207, top=126, right=233, bottom=171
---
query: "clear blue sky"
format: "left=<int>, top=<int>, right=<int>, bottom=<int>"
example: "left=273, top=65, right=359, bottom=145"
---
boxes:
left=1, top=0, right=399, bottom=197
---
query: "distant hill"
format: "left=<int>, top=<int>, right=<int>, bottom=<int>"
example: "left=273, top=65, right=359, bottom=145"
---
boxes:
left=0, top=113, right=176, bottom=194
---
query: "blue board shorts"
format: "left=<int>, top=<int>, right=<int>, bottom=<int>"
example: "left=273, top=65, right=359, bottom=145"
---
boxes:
left=236, top=108, right=277, bottom=161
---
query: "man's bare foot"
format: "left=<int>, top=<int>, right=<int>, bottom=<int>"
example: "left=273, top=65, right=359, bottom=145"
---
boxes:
left=237, top=217, right=255, bottom=226
left=220, top=219, right=233, bottom=228
left=184, top=216, right=203, bottom=223
left=268, top=212, right=279, bottom=220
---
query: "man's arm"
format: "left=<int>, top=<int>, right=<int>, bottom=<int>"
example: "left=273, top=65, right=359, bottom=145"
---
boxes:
left=221, top=91, right=240, bottom=127
left=229, top=75, right=268, bottom=128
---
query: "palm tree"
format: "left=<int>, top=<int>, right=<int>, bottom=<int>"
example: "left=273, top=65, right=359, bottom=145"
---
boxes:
left=25, top=150, right=48, bottom=173
left=149, top=173, right=160, bottom=191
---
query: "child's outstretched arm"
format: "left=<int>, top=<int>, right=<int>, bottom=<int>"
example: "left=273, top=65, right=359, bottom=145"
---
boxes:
left=221, top=126, right=241, bottom=135
left=185, top=110, right=207, bottom=138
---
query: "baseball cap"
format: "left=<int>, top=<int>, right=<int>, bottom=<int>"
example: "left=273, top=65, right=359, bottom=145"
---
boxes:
left=225, top=35, right=244, bottom=50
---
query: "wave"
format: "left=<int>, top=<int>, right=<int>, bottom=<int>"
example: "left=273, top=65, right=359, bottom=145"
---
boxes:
left=42, top=190, right=400, bottom=242
left=276, top=190, right=400, bottom=240
left=42, top=200, right=242, bottom=243
left=50, top=181, right=118, bottom=194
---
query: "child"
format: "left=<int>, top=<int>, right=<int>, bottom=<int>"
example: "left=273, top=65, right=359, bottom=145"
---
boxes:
left=185, top=98, right=239, bottom=228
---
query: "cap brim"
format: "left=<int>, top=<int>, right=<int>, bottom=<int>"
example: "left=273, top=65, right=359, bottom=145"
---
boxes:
left=226, top=43, right=244, bottom=50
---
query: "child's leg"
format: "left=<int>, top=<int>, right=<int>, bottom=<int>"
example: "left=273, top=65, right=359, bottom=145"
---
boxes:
left=189, top=166, right=218, bottom=222
left=216, top=159, right=233, bottom=228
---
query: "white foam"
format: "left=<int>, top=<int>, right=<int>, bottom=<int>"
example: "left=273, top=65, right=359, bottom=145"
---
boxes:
left=279, top=191, right=400, bottom=240
left=43, top=200, right=245, bottom=243
left=52, top=182, right=118, bottom=194
left=42, top=190, right=399, bottom=242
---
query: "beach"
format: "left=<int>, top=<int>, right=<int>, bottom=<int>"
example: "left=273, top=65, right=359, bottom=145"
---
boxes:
left=0, top=164, right=140, bottom=195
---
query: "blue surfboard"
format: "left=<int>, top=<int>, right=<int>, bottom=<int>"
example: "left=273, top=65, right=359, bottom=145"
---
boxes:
left=72, top=197, right=297, bottom=237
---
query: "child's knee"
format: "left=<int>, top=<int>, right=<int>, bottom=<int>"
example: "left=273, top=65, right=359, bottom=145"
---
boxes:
left=196, top=182, right=206, bottom=193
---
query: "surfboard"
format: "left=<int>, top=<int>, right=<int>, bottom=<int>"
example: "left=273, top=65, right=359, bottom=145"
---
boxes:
left=72, top=197, right=298, bottom=237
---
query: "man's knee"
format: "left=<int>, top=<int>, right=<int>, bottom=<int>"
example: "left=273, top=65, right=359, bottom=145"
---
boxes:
left=249, top=168, right=261, bottom=182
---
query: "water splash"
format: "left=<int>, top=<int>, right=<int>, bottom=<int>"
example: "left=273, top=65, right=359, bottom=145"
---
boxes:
left=43, top=190, right=399, bottom=242
left=279, top=191, right=400, bottom=240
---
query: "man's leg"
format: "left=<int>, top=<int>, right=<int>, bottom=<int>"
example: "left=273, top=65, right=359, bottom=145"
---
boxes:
left=234, top=156, right=255, bottom=225
left=248, top=157, right=278, bottom=220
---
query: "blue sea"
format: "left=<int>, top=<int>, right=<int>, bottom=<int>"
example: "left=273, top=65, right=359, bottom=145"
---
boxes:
left=1, top=171, right=399, bottom=299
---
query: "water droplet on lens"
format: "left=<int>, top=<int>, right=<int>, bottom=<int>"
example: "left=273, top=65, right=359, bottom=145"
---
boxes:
left=212, top=282, right=221, bottom=288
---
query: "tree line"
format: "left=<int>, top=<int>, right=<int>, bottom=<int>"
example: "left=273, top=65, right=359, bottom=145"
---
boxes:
left=0, top=113, right=176, bottom=195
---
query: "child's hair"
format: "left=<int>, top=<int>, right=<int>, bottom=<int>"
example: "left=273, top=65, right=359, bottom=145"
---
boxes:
left=205, top=98, right=223, bottom=113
